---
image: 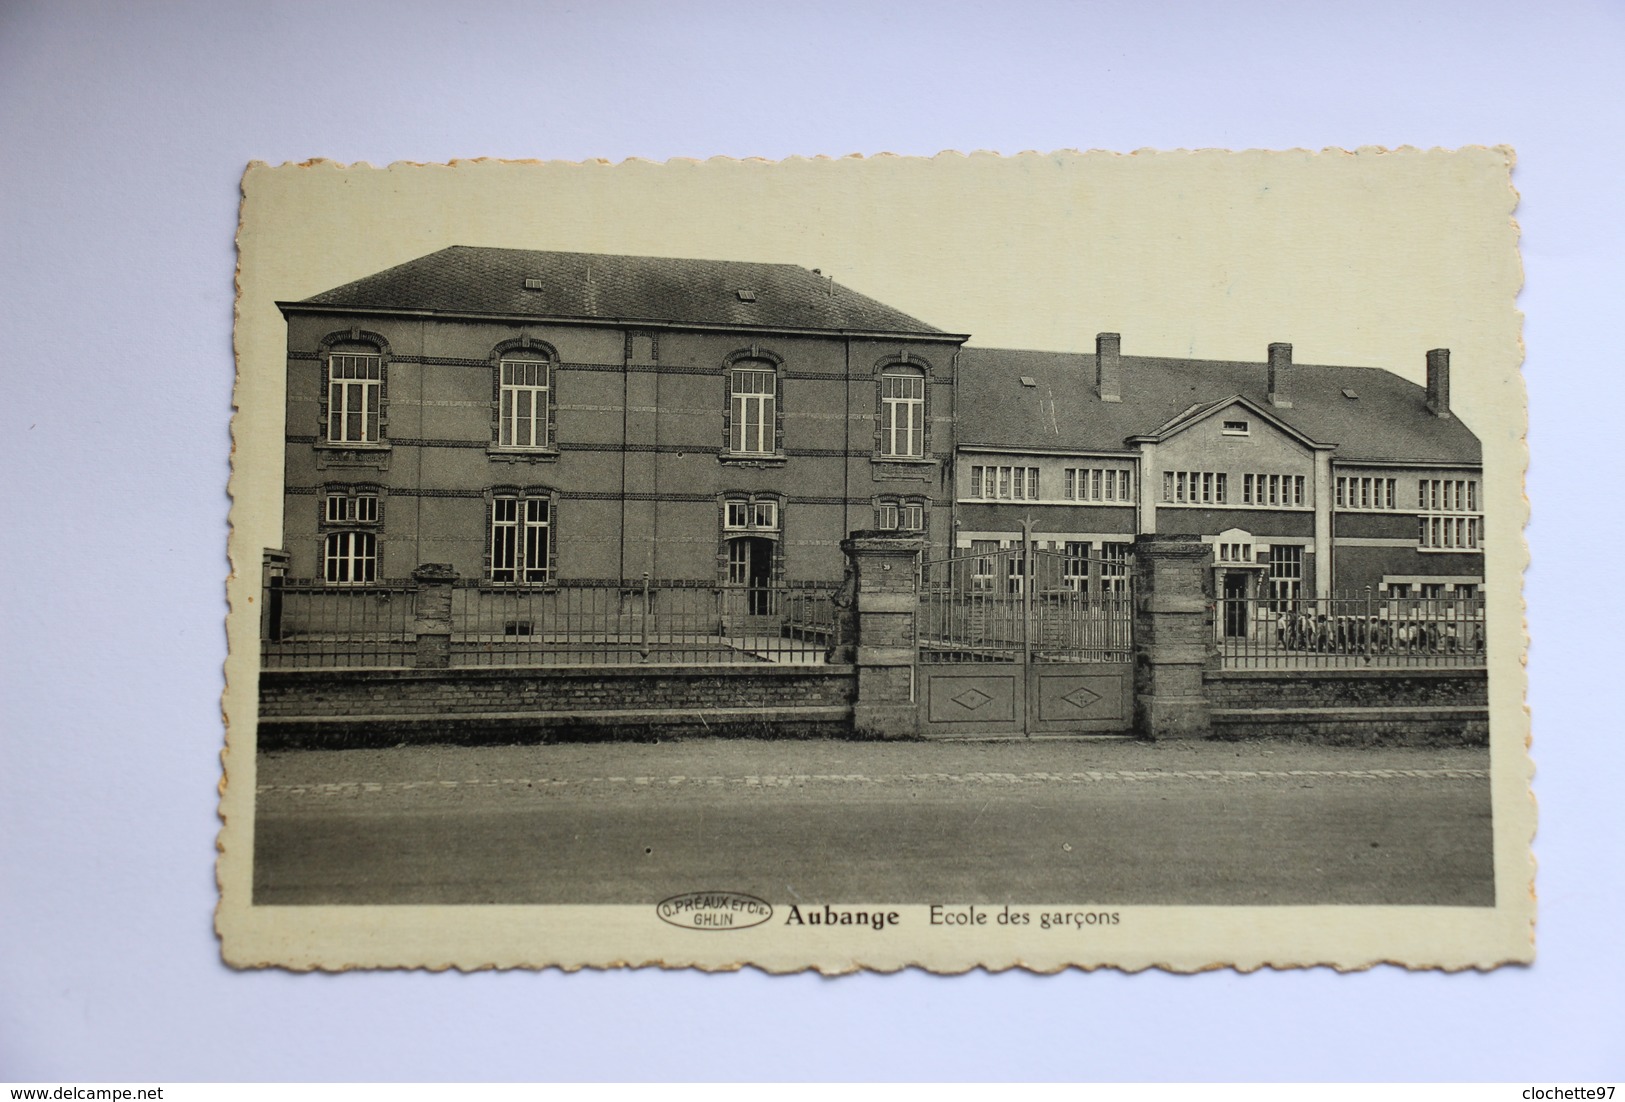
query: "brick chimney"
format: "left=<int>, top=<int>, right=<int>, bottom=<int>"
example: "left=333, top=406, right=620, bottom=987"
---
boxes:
left=1267, top=342, right=1293, bottom=408
left=1426, top=348, right=1451, bottom=419
left=1096, top=332, right=1121, bottom=403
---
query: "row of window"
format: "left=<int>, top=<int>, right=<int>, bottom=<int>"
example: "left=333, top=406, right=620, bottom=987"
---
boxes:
left=1336, top=476, right=1398, bottom=510
left=318, top=491, right=927, bottom=584
left=968, top=465, right=1042, bottom=500
left=967, top=468, right=1472, bottom=515
left=1419, top=515, right=1482, bottom=550
left=1163, top=470, right=1228, bottom=505
left=321, top=349, right=930, bottom=459
left=1065, top=468, right=1133, bottom=502
left=1420, top=479, right=1478, bottom=514
left=1242, top=473, right=1307, bottom=508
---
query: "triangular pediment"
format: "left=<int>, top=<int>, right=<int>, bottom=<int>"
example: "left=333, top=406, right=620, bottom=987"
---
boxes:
left=1131, top=394, right=1330, bottom=451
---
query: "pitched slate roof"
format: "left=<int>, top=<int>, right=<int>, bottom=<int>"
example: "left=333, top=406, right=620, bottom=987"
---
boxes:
left=956, top=347, right=1481, bottom=465
left=290, top=246, right=951, bottom=336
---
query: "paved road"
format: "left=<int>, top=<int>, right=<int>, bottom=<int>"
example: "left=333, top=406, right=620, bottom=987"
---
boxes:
left=252, top=739, right=1495, bottom=907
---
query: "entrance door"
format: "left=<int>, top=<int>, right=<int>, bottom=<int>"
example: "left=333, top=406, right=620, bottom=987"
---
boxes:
left=726, top=536, right=775, bottom=617
left=1223, top=572, right=1249, bottom=637
left=915, top=541, right=1134, bottom=737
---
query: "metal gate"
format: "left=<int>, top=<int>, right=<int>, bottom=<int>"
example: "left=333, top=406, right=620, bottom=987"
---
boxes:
left=915, top=538, right=1134, bottom=737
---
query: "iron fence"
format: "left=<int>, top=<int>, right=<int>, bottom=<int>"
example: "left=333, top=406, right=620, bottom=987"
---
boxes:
left=917, top=549, right=1133, bottom=664
left=1217, top=591, right=1486, bottom=669
left=261, top=575, right=842, bottom=668
left=261, top=579, right=418, bottom=668
left=450, top=578, right=840, bottom=666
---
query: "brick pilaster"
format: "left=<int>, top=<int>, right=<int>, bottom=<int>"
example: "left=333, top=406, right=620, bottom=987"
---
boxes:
left=842, top=531, right=927, bottom=739
left=411, top=563, right=457, bottom=669
left=1132, top=538, right=1215, bottom=739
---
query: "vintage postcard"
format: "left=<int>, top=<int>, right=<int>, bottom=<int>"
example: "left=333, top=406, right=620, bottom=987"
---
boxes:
left=218, top=149, right=1531, bottom=972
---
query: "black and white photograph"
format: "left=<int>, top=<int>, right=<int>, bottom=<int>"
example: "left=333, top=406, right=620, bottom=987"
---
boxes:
left=15, top=0, right=1625, bottom=1086
left=219, top=151, right=1529, bottom=972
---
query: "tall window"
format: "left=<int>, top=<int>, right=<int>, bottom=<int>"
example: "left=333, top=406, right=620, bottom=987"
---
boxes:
left=879, top=369, right=925, bottom=457
left=490, top=494, right=552, bottom=583
left=970, top=539, right=999, bottom=592
left=320, top=487, right=381, bottom=584
left=323, top=532, right=376, bottom=584
left=1099, top=543, right=1131, bottom=596
left=1063, top=541, right=1091, bottom=591
left=1267, top=545, right=1303, bottom=609
left=327, top=352, right=382, bottom=443
left=730, top=366, right=777, bottom=454
left=499, top=357, right=551, bottom=449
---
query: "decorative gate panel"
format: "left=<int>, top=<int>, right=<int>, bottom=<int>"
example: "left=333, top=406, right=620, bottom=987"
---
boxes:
left=916, top=540, right=1134, bottom=737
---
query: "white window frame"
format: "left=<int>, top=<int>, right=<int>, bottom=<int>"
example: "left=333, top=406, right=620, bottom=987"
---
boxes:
left=723, top=495, right=780, bottom=533
left=1267, top=544, right=1303, bottom=608
left=326, top=352, right=382, bottom=444
left=1416, top=478, right=1483, bottom=551
left=879, top=370, right=926, bottom=458
left=322, top=530, right=377, bottom=585
left=1065, top=467, right=1133, bottom=503
left=1098, top=543, right=1131, bottom=597
left=324, top=491, right=379, bottom=524
left=1164, top=470, right=1226, bottom=505
left=730, top=366, right=778, bottom=455
left=490, top=494, right=552, bottom=584
left=498, top=357, right=551, bottom=449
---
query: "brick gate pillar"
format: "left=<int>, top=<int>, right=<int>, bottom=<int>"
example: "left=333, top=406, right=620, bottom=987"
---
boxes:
left=1132, top=538, right=1215, bottom=739
left=842, top=532, right=928, bottom=739
left=411, top=563, right=457, bottom=669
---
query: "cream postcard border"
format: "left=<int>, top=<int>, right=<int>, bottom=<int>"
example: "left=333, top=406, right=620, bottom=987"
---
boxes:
left=219, top=149, right=1531, bottom=972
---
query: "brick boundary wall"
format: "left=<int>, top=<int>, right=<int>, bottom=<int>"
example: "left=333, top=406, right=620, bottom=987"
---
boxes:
left=258, top=664, right=856, bottom=749
left=1205, top=668, right=1488, bottom=746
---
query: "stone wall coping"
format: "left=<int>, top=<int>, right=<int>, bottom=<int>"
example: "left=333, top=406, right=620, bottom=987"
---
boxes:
left=262, top=663, right=857, bottom=685
left=1206, top=667, right=1487, bottom=683
left=261, top=704, right=853, bottom=727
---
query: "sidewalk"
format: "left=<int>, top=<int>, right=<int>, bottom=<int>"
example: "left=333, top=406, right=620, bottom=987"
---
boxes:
left=258, top=735, right=1490, bottom=787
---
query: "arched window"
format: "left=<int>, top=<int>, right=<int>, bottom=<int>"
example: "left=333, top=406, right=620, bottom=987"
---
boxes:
left=722, top=350, right=784, bottom=460
left=878, top=366, right=926, bottom=458
left=490, top=339, right=558, bottom=453
left=322, top=336, right=387, bottom=444
left=729, top=365, right=777, bottom=455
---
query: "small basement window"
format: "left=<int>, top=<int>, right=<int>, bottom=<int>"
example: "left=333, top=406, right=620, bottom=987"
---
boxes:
left=1221, top=419, right=1250, bottom=436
